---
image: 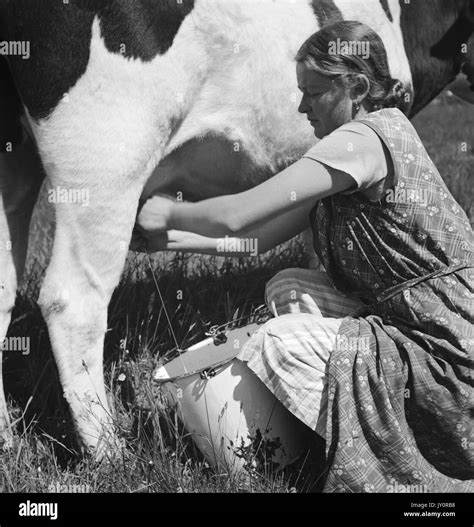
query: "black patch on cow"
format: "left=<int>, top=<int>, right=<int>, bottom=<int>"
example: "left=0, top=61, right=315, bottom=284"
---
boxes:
left=399, top=0, right=473, bottom=115
left=431, top=2, right=474, bottom=60
left=310, top=0, right=344, bottom=27
left=96, top=0, right=195, bottom=59
left=0, top=0, right=195, bottom=120
left=379, top=0, right=393, bottom=22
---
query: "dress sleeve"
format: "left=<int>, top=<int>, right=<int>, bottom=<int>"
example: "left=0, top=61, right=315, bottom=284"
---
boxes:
left=302, top=120, right=388, bottom=195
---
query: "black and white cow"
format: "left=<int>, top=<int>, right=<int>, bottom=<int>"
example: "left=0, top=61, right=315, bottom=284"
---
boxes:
left=0, top=0, right=473, bottom=457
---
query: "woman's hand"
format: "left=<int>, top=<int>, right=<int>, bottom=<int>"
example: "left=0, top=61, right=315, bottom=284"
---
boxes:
left=136, top=195, right=175, bottom=238
left=130, top=228, right=216, bottom=254
left=130, top=228, right=169, bottom=253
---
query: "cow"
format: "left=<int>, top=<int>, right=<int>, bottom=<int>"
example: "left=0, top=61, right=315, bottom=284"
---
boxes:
left=0, top=0, right=473, bottom=458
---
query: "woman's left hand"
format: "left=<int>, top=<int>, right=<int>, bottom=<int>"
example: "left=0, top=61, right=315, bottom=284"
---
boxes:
left=130, top=227, right=170, bottom=253
left=137, top=195, right=175, bottom=238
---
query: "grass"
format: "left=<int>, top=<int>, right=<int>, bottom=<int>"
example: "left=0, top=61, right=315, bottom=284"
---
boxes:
left=3, top=242, right=320, bottom=493
left=1, top=96, right=473, bottom=493
left=411, top=98, right=474, bottom=223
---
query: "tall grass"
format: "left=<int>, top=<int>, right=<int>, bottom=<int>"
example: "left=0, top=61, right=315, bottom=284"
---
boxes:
left=3, top=240, right=323, bottom=492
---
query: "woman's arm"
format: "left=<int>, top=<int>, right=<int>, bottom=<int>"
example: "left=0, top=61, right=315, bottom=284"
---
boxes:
left=172, top=159, right=354, bottom=236
left=138, top=159, right=355, bottom=239
left=144, top=199, right=314, bottom=256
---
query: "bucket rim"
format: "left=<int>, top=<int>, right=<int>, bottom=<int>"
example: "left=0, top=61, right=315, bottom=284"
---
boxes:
left=153, top=354, right=239, bottom=383
left=153, top=322, right=263, bottom=383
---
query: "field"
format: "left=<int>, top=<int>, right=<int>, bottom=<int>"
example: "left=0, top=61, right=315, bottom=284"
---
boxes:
left=1, top=97, right=473, bottom=493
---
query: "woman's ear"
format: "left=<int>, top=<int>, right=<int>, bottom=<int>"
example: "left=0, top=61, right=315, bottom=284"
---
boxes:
left=350, top=74, right=370, bottom=104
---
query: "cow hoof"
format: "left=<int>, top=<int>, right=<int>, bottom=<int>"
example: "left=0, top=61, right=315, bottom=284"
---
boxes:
left=0, top=429, right=14, bottom=451
left=85, top=435, right=128, bottom=464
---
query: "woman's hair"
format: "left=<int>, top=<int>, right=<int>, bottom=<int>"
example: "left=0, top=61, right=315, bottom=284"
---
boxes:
left=295, top=20, right=411, bottom=114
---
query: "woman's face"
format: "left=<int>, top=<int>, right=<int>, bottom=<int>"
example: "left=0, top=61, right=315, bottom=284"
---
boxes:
left=296, top=62, right=355, bottom=138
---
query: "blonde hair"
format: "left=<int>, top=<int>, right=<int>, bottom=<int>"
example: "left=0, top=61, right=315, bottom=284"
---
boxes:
left=296, top=20, right=412, bottom=114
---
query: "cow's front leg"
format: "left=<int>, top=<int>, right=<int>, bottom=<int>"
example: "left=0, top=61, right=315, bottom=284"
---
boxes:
left=37, top=174, right=148, bottom=457
left=25, top=15, right=177, bottom=454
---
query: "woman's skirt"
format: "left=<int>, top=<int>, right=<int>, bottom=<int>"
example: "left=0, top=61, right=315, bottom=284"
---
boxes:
left=237, top=267, right=364, bottom=437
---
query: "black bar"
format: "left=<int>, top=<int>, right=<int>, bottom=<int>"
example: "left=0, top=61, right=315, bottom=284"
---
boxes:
left=0, top=493, right=472, bottom=526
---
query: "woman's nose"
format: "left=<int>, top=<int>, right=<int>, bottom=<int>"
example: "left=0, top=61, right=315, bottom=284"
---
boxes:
left=298, top=95, right=309, bottom=114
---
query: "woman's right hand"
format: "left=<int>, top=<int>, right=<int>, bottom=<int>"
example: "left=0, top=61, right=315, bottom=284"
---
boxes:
left=137, top=195, right=175, bottom=238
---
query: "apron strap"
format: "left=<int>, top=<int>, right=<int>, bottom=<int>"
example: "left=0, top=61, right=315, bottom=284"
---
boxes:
left=371, top=263, right=472, bottom=305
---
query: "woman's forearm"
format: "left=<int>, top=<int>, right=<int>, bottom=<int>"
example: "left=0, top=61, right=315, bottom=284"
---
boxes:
left=169, top=196, right=242, bottom=237
left=140, top=158, right=355, bottom=241
left=148, top=198, right=313, bottom=256
left=168, top=159, right=355, bottom=237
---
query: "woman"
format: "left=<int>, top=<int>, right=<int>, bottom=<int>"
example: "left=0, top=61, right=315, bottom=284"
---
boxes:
left=134, top=21, right=473, bottom=492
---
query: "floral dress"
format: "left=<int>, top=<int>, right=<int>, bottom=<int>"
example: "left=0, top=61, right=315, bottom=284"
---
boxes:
left=239, top=107, right=473, bottom=492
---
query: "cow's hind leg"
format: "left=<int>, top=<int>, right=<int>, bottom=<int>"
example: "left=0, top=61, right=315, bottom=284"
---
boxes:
left=0, top=134, right=44, bottom=447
